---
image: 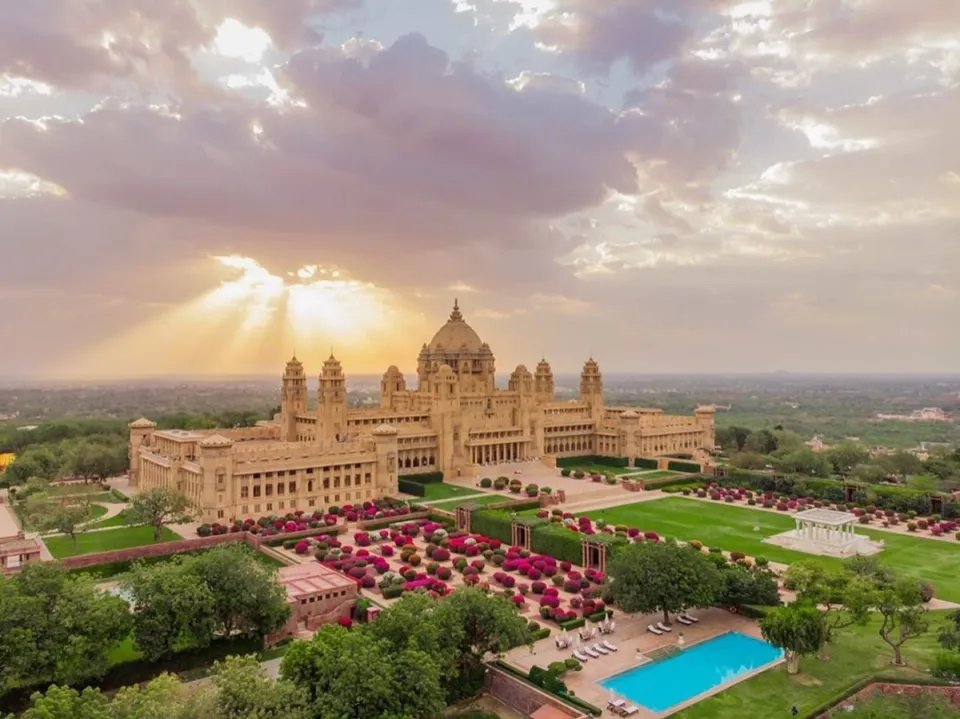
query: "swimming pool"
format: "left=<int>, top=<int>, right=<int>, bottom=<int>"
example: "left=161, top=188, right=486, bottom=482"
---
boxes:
left=600, top=631, right=783, bottom=713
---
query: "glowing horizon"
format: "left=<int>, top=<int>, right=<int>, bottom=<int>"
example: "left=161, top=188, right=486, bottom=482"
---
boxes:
left=58, top=256, right=430, bottom=379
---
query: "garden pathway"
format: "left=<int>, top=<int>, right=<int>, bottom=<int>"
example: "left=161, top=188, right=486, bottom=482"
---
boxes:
left=78, top=501, right=126, bottom=527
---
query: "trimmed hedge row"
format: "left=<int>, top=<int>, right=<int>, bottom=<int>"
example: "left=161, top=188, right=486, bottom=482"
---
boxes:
left=555, top=455, right=629, bottom=468
left=667, top=460, right=701, bottom=473
left=634, top=457, right=659, bottom=470
left=714, top=470, right=958, bottom=517
left=398, top=471, right=444, bottom=484
left=398, top=479, right=426, bottom=496
left=641, top=475, right=697, bottom=491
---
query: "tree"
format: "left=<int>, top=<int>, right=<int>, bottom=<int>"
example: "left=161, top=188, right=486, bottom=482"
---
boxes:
left=66, top=439, right=127, bottom=482
left=772, top=447, right=832, bottom=477
left=759, top=602, right=825, bottom=674
left=209, top=654, right=309, bottom=719
left=744, top=429, right=779, bottom=455
left=18, top=685, right=109, bottom=719
left=905, top=473, right=940, bottom=492
left=789, top=562, right=875, bottom=660
left=827, top=442, right=871, bottom=477
left=124, top=559, right=216, bottom=661
left=936, top=608, right=960, bottom=652
left=2, top=446, right=60, bottom=486
left=126, top=486, right=194, bottom=541
left=881, top=451, right=922, bottom=482
left=189, top=546, right=291, bottom=639
left=729, top=452, right=769, bottom=471
left=0, top=563, right=131, bottom=693
left=431, top=587, right=531, bottom=699
left=875, top=577, right=928, bottom=666
left=609, top=540, right=723, bottom=625
left=850, top=462, right=888, bottom=485
left=715, top=564, right=781, bottom=608
left=24, top=492, right=95, bottom=548
left=281, top=625, right=446, bottom=719
left=108, top=673, right=201, bottom=719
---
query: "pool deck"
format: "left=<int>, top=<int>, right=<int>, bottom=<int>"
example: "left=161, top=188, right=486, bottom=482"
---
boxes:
left=504, top=608, right=781, bottom=718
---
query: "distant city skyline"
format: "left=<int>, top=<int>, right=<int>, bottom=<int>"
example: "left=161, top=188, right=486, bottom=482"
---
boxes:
left=1, top=1, right=957, bottom=377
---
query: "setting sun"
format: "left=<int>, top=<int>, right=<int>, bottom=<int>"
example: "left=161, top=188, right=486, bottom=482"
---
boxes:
left=61, top=256, right=426, bottom=378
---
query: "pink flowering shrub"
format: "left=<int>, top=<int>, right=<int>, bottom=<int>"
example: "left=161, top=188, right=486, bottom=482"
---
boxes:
left=294, top=540, right=309, bottom=555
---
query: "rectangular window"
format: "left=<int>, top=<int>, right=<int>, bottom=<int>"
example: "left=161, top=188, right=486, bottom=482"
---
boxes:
left=289, top=481, right=296, bottom=493
left=266, top=503, right=272, bottom=511
left=241, top=505, right=248, bottom=513
left=253, top=473, right=261, bottom=479
left=217, top=509, right=224, bottom=519
left=266, top=472, right=273, bottom=478
left=307, top=480, right=313, bottom=492
left=241, top=486, right=249, bottom=498
left=279, top=501, right=285, bottom=509
left=334, top=494, right=340, bottom=502
left=365, top=473, right=372, bottom=483
left=324, top=495, right=330, bottom=505
left=334, top=478, right=340, bottom=488
left=277, top=483, right=284, bottom=495
left=254, top=504, right=260, bottom=512
left=265, top=484, right=273, bottom=496
left=253, top=486, right=261, bottom=498
left=307, top=467, right=314, bottom=474
left=323, top=478, right=330, bottom=489
left=308, top=499, right=315, bottom=507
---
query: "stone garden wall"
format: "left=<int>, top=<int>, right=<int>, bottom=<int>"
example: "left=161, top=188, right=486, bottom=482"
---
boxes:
left=818, top=682, right=960, bottom=717
left=484, top=664, right=587, bottom=719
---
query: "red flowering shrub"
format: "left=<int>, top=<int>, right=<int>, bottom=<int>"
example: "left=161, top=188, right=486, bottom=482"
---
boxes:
left=360, top=575, right=375, bottom=588
left=531, top=581, right=546, bottom=594
left=560, top=561, right=572, bottom=572
left=380, top=545, right=395, bottom=558
left=294, top=541, right=310, bottom=555
left=338, top=616, right=353, bottom=629
left=437, top=566, right=452, bottom=580
left=644, top=531, right=660, bottom=542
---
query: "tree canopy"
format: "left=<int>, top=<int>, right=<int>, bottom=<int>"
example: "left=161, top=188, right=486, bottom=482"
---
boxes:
left=608, top=540, right=724, bottom=624
left=759, top=602, right=825, bottom=674
left=125, top=487, right=194, bottom=541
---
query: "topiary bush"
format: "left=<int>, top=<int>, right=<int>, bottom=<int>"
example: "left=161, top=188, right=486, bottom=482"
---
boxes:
left=480, top=477, right=493, bottom=488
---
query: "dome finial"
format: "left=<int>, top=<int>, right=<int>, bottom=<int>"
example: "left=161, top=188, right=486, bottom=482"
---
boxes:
left=449, top=297, right=463, bottom=322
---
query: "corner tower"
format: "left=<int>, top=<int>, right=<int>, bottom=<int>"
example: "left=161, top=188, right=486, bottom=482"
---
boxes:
left=317, top=354, right=347, bottom=443
left=534, top=358, right=555, bottom=403
left=580, top=357, right=604, bottom=420
left=280, top=355, right=307, bottom=441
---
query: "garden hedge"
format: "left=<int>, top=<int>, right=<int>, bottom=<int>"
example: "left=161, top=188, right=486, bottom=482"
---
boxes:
left=667, top=460, right=701, bottom=473
left=555, top=455, right=628, bottom=468
left=641, top=475, right=698, bottom=490
left=634, top=457, right=659, bottom=470
left=398, top=471, right=444, bottom=484
left=397, top=479, right=427, bottom=497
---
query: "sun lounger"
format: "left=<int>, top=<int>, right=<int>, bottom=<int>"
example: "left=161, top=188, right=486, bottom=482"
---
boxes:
left=583, top=646, right=601, bottom=658
left=677, top=615, right=694, bottom=626
left=621, top=705, right=640, bottom=716
left=591, top=643, right=609, bottom=655
left=607, top=699, right=626, bottom=713
left=657, top=621, right=672, bottom=632
left=602, top=640, right=618, bottom=651
left=573, top=650, right=590, bottom=662
left=647, top=624, right=663, bottom=636
left=682, top=613, right=700, bottom=623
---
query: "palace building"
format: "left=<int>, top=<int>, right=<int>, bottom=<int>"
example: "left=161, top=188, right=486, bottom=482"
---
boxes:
left=129, top=300, right=715, bottom=521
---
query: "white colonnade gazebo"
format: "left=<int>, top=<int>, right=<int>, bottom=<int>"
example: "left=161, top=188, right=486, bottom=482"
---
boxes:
left=793, top=508, right=858, bottom=547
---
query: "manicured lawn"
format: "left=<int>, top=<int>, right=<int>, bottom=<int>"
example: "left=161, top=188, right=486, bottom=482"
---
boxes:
left=585, top=498, right=960, bottom=601
left=421, top=483, right=493, bottom=501
left=45, top=525, right=181, bottom=559
left=87, top=508, right=134, bottom=530
left=32, top=504, right=107, bottom=532
left=673, top=610, right=951, bottom=719
left=431, top=494, right=505, bottom=512
left=635, top=470, right=682, bottom=479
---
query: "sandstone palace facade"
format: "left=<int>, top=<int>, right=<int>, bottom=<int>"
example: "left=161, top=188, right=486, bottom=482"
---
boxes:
left=129, top=301, right=715, bottom=521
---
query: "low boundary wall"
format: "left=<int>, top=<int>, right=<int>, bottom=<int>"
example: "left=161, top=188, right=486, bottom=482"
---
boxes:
left=59, top=532, right=261, bottom=568
left=484, top=663, right=588, bottom=719
left=815, top=681, right=960, bottom=717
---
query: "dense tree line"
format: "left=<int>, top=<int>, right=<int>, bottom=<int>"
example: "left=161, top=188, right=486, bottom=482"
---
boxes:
left=0, top=411, right=270, bottom=487
left=715, top=425, right=960, bottom=493
left=0, top=546, right=289, bottom=699
left=7, top=586, right=530, bottom=719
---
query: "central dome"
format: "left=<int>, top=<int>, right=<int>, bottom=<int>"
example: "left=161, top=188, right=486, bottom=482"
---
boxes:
left=427, top=299, right=484, bottom=353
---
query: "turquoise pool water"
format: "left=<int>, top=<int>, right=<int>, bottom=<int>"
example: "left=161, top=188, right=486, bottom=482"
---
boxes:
left=600, top=631, right=783, bottom=712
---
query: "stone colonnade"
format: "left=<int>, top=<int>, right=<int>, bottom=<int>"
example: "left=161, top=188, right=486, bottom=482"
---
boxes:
left=795, top=518, right=856, bottom=545
left=470, top=442, right=528, bottom=465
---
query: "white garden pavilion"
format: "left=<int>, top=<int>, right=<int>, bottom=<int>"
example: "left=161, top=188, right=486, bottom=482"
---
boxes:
left=792, top=508, right=858, bottom=548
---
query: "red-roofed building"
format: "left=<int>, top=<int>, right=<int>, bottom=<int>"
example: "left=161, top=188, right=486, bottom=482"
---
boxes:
left=266, top=562, right=358, bottom=646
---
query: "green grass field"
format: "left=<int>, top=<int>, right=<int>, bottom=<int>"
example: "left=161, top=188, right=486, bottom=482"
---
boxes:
left=86, top=508, right=134, bottom=530
left=673, top=610, right=951, bottom=719
left=421, top=483, right=493, bottom=501
left=586, top=497, right=960, bottom=602
left=633, top=470, right=681, bottom=479
left=45, top=525, right=181, bottom=559
left=431, top=494, right=504, bottom=512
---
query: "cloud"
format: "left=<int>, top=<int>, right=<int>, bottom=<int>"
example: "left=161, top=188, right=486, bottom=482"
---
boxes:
left=0, top=0, right=355, bottom=92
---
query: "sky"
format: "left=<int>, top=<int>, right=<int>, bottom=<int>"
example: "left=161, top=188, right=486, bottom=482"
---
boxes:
left=0, top=0, right=957, bottom=379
